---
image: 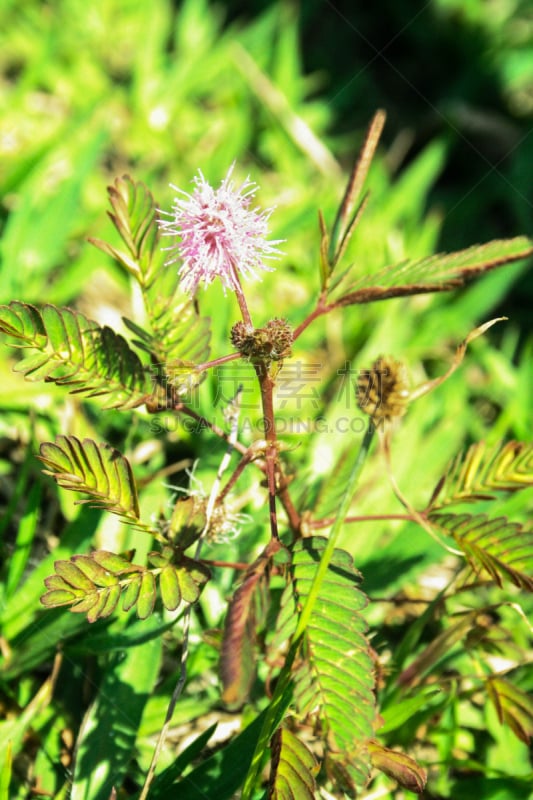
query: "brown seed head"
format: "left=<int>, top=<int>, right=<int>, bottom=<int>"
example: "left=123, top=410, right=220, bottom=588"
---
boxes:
left=357, top=355, right=409, bottom=423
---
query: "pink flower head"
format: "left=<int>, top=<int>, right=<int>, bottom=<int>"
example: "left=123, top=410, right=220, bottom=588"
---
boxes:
left=158, top=165, right=283, bottom=295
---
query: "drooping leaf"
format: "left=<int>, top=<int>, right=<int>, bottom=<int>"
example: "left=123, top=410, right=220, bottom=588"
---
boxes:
left=38, top=435, right=151, bottom=528
left=428, top=440, right=533, bottom=509
left=486, top=676, right=533, bottom=744
left=330, top=236, right=533, bottom=306
left=367, top=740, right=427, bottom=793
left=220, top=550, right=272, bottom=709
left=273, top=536, right=376, bottom=794
left=268, top=726, right=318, bottom=800
left=0, top=301, right=149, bottom=409
left=397, top=612, right=479, bottom=688
left=430, top=512, right=533, bottom=591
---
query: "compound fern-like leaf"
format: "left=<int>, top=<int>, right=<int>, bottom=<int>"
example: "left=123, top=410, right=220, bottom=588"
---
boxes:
left=41, top=550, right=146, bottom=623
left=0, top=301, right=149, bottom=409
left=330, top=236, right=533, bottom=306
left=428, top=440, right=533, bottom=509
left=430, top=512, right=533, bottom=591
left=41, top=547, right=211, bottom=623
left=89, top=174, right=163, bottom=287
left=39, top=435, right=151, bottom=529
left=268, top=727, right=318, bottom=800
left=90, top=175, right=211, bottom=400
left=274, top=536, right=376, bottom=793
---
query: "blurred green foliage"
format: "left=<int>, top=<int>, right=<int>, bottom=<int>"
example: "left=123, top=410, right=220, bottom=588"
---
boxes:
left=0, top=1, right=531, bottom=798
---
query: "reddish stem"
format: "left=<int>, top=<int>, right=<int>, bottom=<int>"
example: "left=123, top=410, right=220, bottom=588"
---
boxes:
left=309, top=512, right=418, bottom=529
left=254, top=360, right=280, bottom=540
left=291, top=295, right=330, bottom=342
left=196, top=351, right=241, bottom=371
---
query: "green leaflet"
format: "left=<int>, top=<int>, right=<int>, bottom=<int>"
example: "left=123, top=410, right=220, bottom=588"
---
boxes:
left=430, top=512, right=533, bottom=591
left=486, top=676, right=533, bottom=745
left=268, top=727, right=318, bottom=800
left=276, top=536, right=376, bottom=793
left=41, top=547, right=211, bottom=624
left=0, top=301, right=149, bottom=409
left=428, top=440, right=533, bottom=509
left=38, top=435, right=144, bottom=525
left=88, top=175, right=164, bottom=287
left=91, top=175, right=211, bottom=398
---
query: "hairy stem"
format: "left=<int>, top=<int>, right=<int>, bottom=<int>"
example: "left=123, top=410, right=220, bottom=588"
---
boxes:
left=232, top=266, right=254, bottom=327
left=254, top=360, right=280, bottom=540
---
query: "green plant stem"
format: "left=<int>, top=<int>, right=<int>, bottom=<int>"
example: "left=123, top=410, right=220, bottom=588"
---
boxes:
left=242, top=421, right=375, bottom=798
left=294, top=422, right=375, bottom=639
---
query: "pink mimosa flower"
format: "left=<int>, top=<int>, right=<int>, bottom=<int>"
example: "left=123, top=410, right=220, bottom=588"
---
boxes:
left=158, top=165, right=283, bottom=295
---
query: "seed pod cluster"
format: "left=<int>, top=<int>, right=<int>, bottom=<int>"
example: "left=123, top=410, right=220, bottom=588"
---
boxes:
left=230, top=318, right=293, bottom=364
left=357, top=355, right=409, bottom=424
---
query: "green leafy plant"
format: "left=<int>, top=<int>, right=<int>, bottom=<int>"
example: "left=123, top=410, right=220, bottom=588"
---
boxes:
left=1, top=109, right=532, bottom=800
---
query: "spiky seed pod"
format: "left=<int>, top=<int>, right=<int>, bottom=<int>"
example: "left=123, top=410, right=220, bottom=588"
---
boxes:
left=230, top=318, right=293, bottom=364
left=357, top=356, right=409, bottom=424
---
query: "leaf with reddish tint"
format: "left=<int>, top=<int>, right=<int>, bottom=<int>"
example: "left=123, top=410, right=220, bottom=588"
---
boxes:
left=398, top=612, right=478, bottom=687
left=221, top=552, right=271, bottom=710
left=487, top=676, right=533, bottom=744
left=268, top=727, right=318, bottom=800
left=41, top=589, right=80, bottom=607
left=368, top=740, right=427, bottom=793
